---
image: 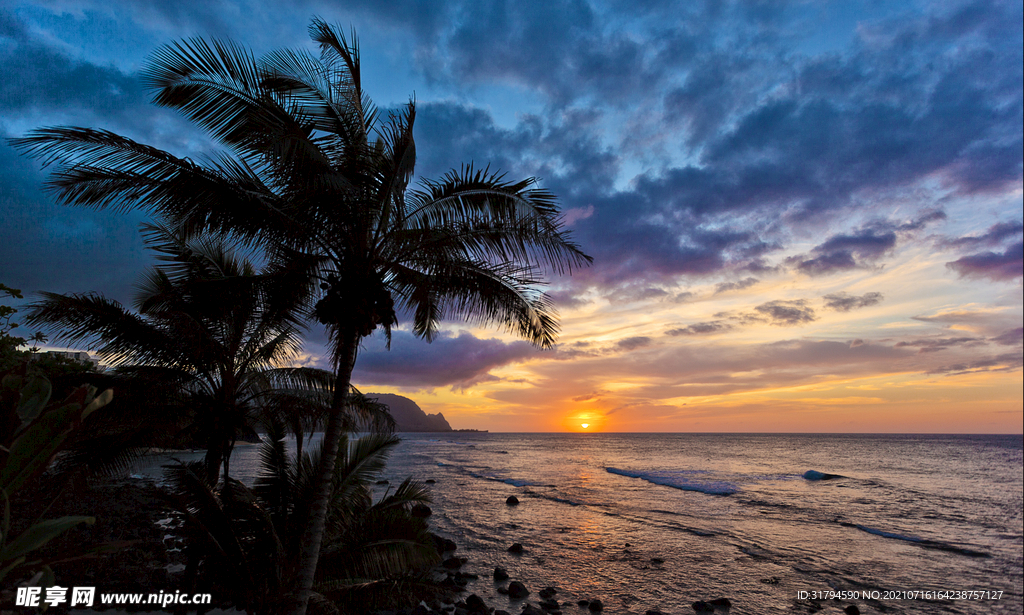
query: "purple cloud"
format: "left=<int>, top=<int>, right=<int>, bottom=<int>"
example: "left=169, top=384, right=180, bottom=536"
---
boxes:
left=946, top=241, right=1024, bottom=281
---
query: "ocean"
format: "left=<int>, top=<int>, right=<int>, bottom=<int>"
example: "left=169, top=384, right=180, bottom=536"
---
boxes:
left=134, top=432, right=1023, bottom=614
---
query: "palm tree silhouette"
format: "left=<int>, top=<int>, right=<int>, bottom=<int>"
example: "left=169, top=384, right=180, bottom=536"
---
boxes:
left=13, top=18, right=591, bottom=613
left=26, top=223, right=325, bottom=484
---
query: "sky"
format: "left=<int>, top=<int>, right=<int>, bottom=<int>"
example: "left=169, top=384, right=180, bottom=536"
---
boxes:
left=1, top=0, right=1021, bottom=433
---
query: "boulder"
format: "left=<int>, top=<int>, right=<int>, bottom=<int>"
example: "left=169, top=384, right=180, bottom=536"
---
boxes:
left=494, top=566, right=510, bottom=581
left=507, top=580, right=529, bottom=599
left=412, top=503, right=432, bottom=518
left=709, top=598, right=732, bottom=607
left=692, top=601, right=714, bottom=612
left=442, top=556, right=466, bottom=569
left=588, top=599, right=604, bottom=611
left=466, top=594, right=488, bottom=614
left=539, top=587, right=557, bottom=599
left=843, top=607, right=860, bottom=615
left=430, top=533, right=457, bottom=554
left=508, top=542, right=524, bottom=554
left=506, top=495, right=520, bottom=505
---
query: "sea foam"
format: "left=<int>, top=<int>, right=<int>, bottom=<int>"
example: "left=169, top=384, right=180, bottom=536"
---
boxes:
left=606, top=467, right=739, bottom=495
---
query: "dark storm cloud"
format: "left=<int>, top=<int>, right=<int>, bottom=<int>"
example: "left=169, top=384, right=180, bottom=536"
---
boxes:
left=2, top=0, right=1020, bottom=315
left=401, top=1, right=1020, bottom=288
left=435, top=0, right=669, bottom=107
left=946, top=241, right=1024, bottom=281
left=0, top=11, right=146, bottom=120
left=0, top=10, right=173, bottom=304
left=754, top=300, right=816, bottom=326
left=822, top=292, right=884, bottom=312
left=351, top=330, right=537, bottom=388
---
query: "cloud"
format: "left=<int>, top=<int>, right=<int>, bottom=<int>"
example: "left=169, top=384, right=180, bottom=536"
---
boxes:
left=942, top=220, right=1023, bottom=249
left=714, top=276, right=759, bottom=294
left=928, top=352, right=1024, bottom=376
left=788, top=212, right=947, bottom=276
left=615, top=336, right=652, bottom=351
left=352, top=330, right=538, bottom=389
left=946, top=241, right=1024, bottom=280
left=894, top=336, right=985, bottom=353
left=666, top=321, right=733, bottom=336
left=754, top=300, right=817, bottom=326
left=991, top=327, right=1023, bottom=346
left=822, top=292, right=884, bottom=312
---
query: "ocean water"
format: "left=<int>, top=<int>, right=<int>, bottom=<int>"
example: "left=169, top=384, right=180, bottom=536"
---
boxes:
left=136, top=433, right=1023, bottom=614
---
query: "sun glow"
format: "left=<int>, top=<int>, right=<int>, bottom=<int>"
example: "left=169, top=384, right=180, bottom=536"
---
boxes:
left=581, top=423, right=590, bottom=429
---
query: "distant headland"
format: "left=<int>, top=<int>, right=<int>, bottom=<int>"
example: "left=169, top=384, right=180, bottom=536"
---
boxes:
left=368, top=393, right=485, bottom=432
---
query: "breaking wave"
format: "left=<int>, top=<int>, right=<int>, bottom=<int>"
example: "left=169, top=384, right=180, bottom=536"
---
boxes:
left=606, top=467, right=739, bottom=495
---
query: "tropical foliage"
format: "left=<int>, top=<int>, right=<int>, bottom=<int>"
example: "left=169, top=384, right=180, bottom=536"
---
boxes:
left=25, top=224, right=323, bottom=483
left=166, top=419, right=436, bottom=614
left=12, top=17, right=591, bottom=613
left=1, top=363, right=112, bottom=591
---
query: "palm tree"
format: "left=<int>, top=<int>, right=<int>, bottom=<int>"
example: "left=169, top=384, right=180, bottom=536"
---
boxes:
left=167, top=418, right=436, bottom=614
left=12, top=18, right=591, bottom=613
left=26, top=224, right=323, bottom=483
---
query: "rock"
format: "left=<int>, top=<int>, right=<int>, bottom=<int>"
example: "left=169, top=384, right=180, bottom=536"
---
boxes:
left=539, top=598, right=560, bottom=610
left=577, top=600, right=590, bottom=607
left=650, top=557, right=665, bottom=564
left=646, top=611, right=669, bottom=615
left=506, top=495, right=520, bottom=505
left=431, top=533, right=458, bottom=554
left=522, top=606, right=546, bottom=615
left=508, top=542, right=524, bottom=553
left=539, top=587, right=557, bottom=599
left=442, top=556, right=466, bottom=569
left=367, top=393, right=453, bottom=431
left=709, top=598, right=732, bottom=607
left=412, top=503, right=432, bottom=518
left=691, top=601, right=714, bottom=612
left=588, top=599, right=604, bottom=611
left=497, top=585, right=509, bottom=595
left=802, top=470, right=844, bottom=481
left=466, top=594, right=488, bottom=614
left=507, top=580, right=529, bottom=599
left=494, top=566, right=510, bottom=581
left=843, top=607, right=860, bottom=615
left=426, top=479, right=437, bottom=484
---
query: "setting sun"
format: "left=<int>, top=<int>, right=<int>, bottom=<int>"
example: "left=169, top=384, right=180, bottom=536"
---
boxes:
left=581, top=423, right=589, bottom=429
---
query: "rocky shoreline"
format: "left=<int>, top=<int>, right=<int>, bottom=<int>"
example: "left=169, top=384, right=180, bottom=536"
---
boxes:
left=375, top=504, right=737, bottom=615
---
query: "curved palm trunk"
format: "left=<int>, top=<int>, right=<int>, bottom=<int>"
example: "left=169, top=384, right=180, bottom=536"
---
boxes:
left=287, top=328, right=360, bottom=615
